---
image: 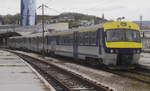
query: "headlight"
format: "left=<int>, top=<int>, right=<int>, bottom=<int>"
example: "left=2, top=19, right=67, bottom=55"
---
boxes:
left=110, top=49, right=114, bottom=53
left=137, top=50, right=140, bottom=53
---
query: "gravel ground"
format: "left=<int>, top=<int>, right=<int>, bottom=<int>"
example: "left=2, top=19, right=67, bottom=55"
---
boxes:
left=47, top=59, right=150, bottom=91
left=12, top=50, right=150, bottom=91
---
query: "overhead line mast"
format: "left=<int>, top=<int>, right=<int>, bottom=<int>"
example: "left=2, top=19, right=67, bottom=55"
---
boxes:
left=38, top=4, right=48, bottom=56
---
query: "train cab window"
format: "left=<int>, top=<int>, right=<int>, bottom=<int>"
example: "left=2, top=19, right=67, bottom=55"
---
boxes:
left=106, top=30, right=124, bottom=42
left=125, top=30, right=141, bottom=42
left=106, top=29, right=141, bottom=42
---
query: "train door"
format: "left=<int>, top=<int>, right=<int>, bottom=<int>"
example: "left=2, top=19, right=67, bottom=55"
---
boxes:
left=73, top=31, right=79, bottom=59
left=44, top=36, right=48, bottom=53
left=36, top=37, right=38, bottom=52
left=98, top=28, right=104, bottom=54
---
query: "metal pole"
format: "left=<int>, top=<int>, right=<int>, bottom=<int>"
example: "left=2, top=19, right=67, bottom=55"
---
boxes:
left=42, top=4, right=45, bottom=56
left=140, top=16, right=143, bottom=30
left=13, top=22, right=15, bottom=32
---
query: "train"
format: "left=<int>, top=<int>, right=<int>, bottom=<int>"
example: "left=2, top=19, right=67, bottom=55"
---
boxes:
left=7, top=21, right=142, bottom=68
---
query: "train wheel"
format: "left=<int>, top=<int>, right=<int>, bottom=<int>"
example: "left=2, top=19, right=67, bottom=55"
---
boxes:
left=86, top=57, right=101, bottom=67
left=49, top=51, right=56, bottom=57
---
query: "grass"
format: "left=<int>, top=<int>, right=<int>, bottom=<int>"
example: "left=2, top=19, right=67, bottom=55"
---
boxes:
left=131, top=81, right=150, bottom=89
left=127, top=73, right=150, bottom=82
left=0, top=58, right=17, bottom=60
left=125, top=73, right=150, bottom=89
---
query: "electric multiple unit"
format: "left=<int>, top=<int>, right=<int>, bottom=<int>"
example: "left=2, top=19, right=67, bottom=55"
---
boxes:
left=7, top=21, right=142, bottom=67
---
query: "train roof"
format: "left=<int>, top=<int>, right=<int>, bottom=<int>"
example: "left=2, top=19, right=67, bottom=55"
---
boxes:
left=103, top=21, right=140, bottom=30
left=9, top=23, right=103, bottom=39
left=8, top=21, right=140, bottom=39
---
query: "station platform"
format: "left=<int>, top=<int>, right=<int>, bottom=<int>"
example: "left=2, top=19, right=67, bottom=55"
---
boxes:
left=139, top=53, right=150, bottom=70
left=0, top=50, right=55, bottom=91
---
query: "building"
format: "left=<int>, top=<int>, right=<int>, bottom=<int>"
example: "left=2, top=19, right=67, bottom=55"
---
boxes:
left=12, top=23, right=69, bottom=36
left=21, top=0, right=36, bottom=26
left=80, top=20, right=95, bottom=26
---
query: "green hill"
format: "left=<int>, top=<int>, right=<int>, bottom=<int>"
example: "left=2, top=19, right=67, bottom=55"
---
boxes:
left=1, top=12, right=106, bottom=28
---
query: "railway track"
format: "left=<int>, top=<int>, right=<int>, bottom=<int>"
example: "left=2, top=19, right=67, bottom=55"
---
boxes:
left=12, top=51, right=112, bottom=91
left=101, top=67, right=150, bottom=85
left=55, top=56, right=150, bottom=85
left=131, top=68, right=150, bottom=77
left=6, top=49, right=150, bottom=90
left=124, top=68, right=150, bottom=83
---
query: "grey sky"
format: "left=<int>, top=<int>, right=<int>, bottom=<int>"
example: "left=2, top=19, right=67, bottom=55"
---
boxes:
left=0, top=0, right=150, bottom=21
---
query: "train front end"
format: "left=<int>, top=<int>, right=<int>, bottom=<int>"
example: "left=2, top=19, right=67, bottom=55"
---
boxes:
left=102, top=21, right=142, bottom=68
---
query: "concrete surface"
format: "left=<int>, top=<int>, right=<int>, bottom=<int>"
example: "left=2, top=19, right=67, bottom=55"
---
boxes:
left=139, top=53, right=150, bottom=69
left=0, top=50, right=55, bottom=91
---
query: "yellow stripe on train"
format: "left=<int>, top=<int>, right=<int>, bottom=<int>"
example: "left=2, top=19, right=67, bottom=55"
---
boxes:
left=103, top=21, right=140, bottom=31
left=106, top=42, right=142, bottom=48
